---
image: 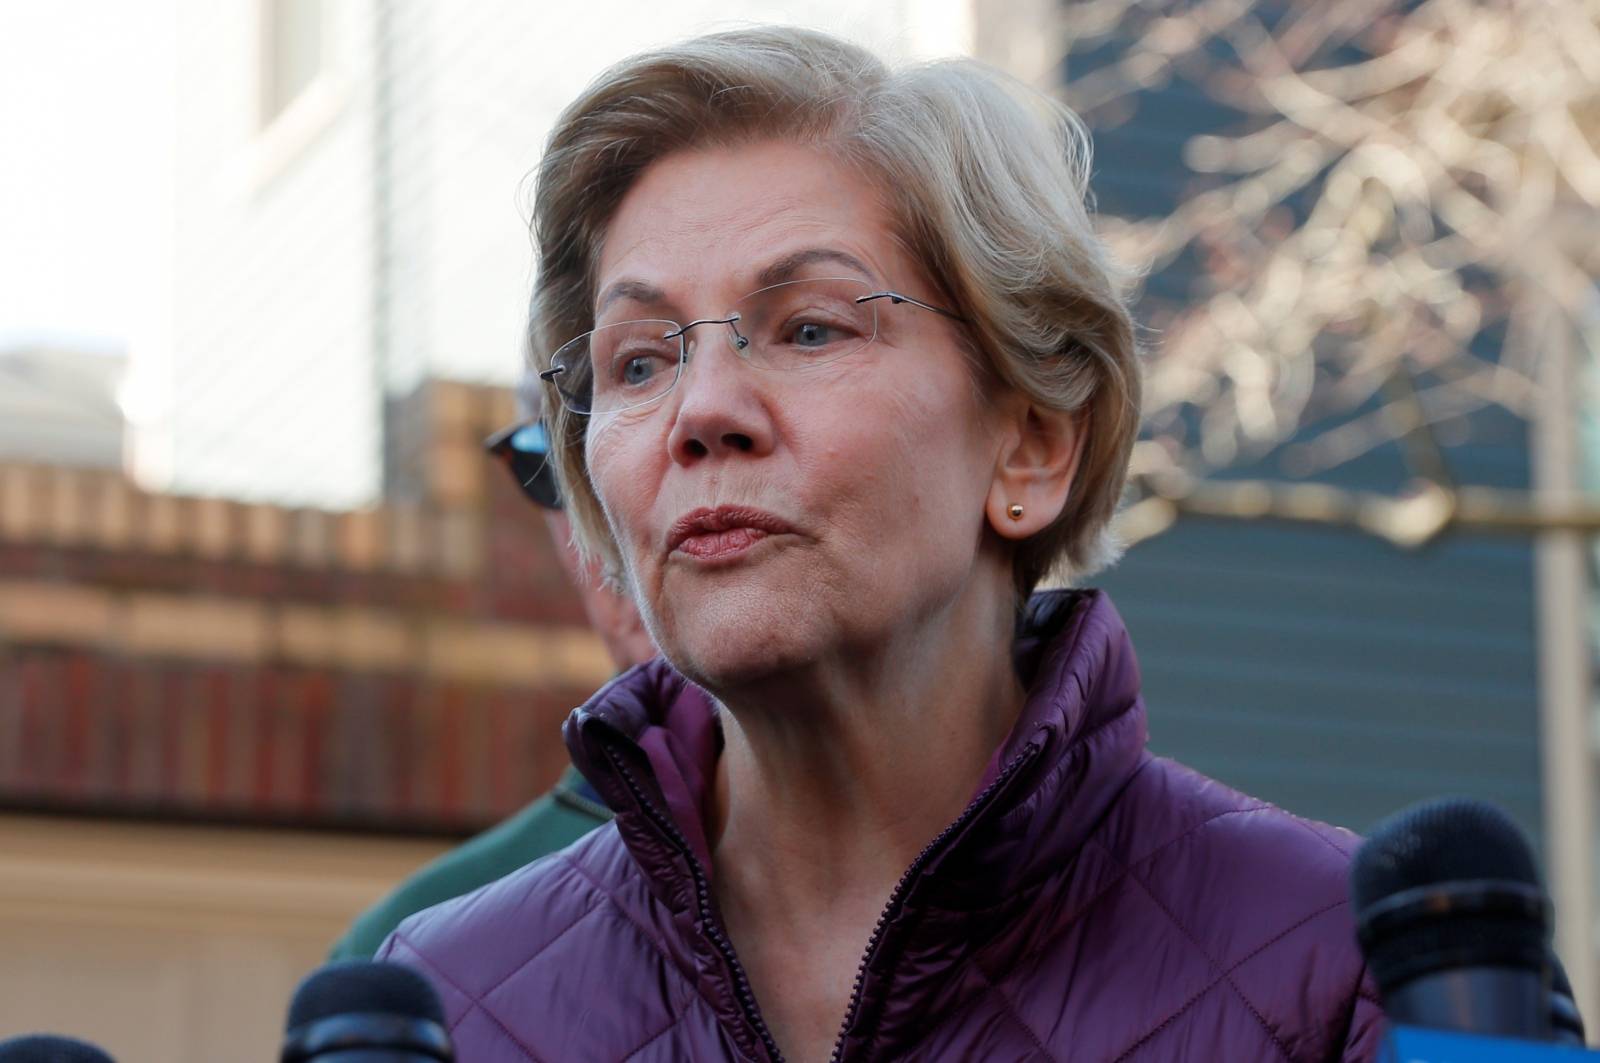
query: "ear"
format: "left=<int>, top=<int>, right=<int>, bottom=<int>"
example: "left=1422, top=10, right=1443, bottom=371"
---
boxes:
left=985, top=400, right=1088, bottom=540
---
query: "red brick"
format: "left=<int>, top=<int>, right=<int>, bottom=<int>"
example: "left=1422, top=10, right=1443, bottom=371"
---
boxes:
left=300, top=670, right=333, bottom=814
left=0, top=649, right=23, bottom=790
left=0, top=382, right=612, bottom=831
left=489, top=689, right=517, bottom=815
left=125, top=662, right=168, bottom=804
left=17, top=654, right=59, bottom=793
left=203, top=666, right=230, bottom=803
left=61, top=651, right=94, bottom=796
left=250, top=667, right=279, bottom=809
left=436, top=684, right=466, bottom=824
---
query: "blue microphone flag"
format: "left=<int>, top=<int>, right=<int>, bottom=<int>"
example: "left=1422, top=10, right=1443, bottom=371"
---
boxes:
left=1384, top=1025, right=1598, bottom=1061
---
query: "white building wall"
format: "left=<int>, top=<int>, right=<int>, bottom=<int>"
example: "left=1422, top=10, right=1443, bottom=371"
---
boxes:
left=149, top=0, right=380, bottom=509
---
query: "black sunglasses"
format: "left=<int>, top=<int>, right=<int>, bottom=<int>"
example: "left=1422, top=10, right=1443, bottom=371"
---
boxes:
left=484, top=420, right=562, bottom=510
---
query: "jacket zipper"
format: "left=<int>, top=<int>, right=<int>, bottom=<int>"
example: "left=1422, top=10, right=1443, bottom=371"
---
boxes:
left=604, top=747, right=786, bottom=1063
left=604, top=735, right=1042, bottom=1063
left=827, top=742, right=1042, bottom=1063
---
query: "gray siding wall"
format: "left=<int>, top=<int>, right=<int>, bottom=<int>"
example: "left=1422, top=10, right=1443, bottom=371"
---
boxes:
left=1097, top=520, right=1541, bottom=841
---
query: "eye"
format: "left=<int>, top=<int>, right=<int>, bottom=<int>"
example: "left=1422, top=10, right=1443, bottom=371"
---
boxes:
left=791, top=321, right=838, bottom=347
left=618, top=353, right=670, bottom=386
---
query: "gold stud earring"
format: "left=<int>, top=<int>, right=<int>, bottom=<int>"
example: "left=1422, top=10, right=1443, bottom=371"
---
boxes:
left=1008, top=504, right=1025, bottom=521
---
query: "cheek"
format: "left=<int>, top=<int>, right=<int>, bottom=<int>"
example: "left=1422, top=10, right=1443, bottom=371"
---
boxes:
left=818, top=371, right=992, bottom=541
left=585, top=421, right=656, bottom=553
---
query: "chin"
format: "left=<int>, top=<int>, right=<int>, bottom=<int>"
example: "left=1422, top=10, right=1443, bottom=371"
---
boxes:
left=655, top=590, right=822, bottom=691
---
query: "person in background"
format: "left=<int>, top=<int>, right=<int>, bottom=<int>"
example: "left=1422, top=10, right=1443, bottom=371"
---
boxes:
left=327, top=373, right=653, bottom=961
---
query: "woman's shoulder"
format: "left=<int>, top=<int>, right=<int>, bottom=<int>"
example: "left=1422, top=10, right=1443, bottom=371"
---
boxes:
left=376, top=821, right=662, bottom=998
left=1103, top=754, right=1362, bottom=882
left=376, top=821, right=720, bottom=1060
left=1094, top=756, right=1366, bottom=960
left=1051, top=756, right=1380, bottom=1059
left=1096, top=755, right=1364, bottom=942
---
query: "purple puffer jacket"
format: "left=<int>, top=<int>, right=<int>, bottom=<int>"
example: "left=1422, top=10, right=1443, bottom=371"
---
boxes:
left=381, top=590, right=1382, bottom=1061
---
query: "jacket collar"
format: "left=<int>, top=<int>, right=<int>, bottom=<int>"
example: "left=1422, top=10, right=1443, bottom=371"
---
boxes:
left=562, top=589, right=1149, bottom=1053
left=566, top=589, right=1146, bottom=889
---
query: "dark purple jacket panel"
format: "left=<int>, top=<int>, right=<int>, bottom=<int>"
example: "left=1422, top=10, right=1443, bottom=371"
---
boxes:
left=381, top=590, right=1382, bottom=1061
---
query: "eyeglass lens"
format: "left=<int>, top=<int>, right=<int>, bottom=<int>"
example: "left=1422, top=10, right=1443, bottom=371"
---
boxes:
left=549, top=278, right=879, bottom=415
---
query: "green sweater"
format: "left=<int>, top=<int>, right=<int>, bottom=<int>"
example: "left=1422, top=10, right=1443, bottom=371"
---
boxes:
left=330, top=766, right=613, bottom=961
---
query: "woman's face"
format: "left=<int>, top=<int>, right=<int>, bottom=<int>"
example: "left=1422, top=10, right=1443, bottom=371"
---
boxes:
left=586, top=139, right=1013, bottom=687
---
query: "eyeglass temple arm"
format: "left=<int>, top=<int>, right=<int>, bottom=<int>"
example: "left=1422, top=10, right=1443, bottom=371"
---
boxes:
left=538, top=366, right=564, bottom=380
left=857, top=290, right=967, bottom=323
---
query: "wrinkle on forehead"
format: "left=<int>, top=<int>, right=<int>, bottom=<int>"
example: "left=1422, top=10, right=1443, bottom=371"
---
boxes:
left=592, top=143, right=903, bottom=308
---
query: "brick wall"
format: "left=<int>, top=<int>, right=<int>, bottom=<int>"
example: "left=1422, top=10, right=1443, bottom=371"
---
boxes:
left=0, top=381, right=608, bottom=834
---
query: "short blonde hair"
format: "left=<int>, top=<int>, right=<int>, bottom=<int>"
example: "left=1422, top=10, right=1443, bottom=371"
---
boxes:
left=530, top=25, right=1141, bottom=594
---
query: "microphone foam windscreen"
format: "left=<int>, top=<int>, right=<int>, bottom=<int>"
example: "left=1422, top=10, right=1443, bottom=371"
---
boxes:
left=1351, top=797, right=1547, bottom=991
left=286, top=960, right=446, bottom=1031
left=1351, top=797, right=1540, bottom=911
left=0, top=1035, right=116, bottom=1063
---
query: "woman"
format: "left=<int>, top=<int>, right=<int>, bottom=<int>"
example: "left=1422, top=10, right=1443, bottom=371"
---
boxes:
left=381, top=26, right=1379, bottom=1062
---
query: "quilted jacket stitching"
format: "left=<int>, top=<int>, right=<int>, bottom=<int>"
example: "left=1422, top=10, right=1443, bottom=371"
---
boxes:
left=393, top=595, right=1371, bottom=1062
left=1287, top=814, right=1357, bottom=861
left=560, top=846, right=789, bottom=1062
left=455, top=1007, right=548, bottom=1063
left=963, top=895, right=1351, bottom=1063
left=1113, top=915, right=1373, bottom=1063
left=1117, top=865, right=1295, bottom=1062
left=1107, top=977, right=1231, bottom=1063
left=834, top=734, right=1158, bottom=1056
left=1118, top=798, right=1273, bottom=869
left=470, top=897, right=605, bottom=1018
left=970, top=960, right=1060, bottom=1063
left=1075, top=830, right=1355, bottom=1063
left=1221, top=896, right=1352, bottom=972
left=1085, top=889, right=1354, bottom=1058
left=386, top=931, right=550, bottom=1063
left=907, top=806, right=1281, bottom=1056
left=1329, top=955, right=1368, bottom=1063
left=556, top=850, right=711, bottom=1010
left=1001, top=806, right=1268, bottom=979
left=1110, top=890, right=1356, bottom=1063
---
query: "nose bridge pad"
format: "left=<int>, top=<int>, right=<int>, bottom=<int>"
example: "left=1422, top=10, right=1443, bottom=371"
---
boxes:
left=672, top=315, right=746, bottom=367
left=725, top=315, right=750, bottom=355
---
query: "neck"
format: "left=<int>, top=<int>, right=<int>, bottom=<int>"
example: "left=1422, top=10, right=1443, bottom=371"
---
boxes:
left=709, top=573, right=1026, bottom=918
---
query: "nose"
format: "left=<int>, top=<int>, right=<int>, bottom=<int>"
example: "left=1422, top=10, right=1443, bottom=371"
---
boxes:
left=665, top=326, right=776, bottom=464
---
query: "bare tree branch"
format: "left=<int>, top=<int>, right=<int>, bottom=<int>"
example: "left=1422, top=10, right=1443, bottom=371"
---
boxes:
left=1060, top=0, right=1600, bottom=542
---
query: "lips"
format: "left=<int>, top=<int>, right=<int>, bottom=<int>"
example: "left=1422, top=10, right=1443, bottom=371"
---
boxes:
left=666, top=505, right=797, bottom=560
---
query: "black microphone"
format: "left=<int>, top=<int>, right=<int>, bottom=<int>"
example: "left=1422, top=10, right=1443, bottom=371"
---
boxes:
left=0, top=1035, right=116, bottom=1062
left=281, top=960, right=454, bottom=1062
left=1549, top=947, right=1587, bottom=1046
left=1350, top=797, right=1556, bottom=1041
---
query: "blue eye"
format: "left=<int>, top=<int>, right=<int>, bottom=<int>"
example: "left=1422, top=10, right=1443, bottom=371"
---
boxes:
left=793, top=322, right=836, bottom=347
left=621, top=355, right=662, bottom=385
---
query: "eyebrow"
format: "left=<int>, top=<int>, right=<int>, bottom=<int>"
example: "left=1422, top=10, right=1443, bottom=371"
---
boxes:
left=593, top=247, right=877, bottom=316
left=595, top=278, right=667, bottom=315
left=755, top=247, right=875, bottom=288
